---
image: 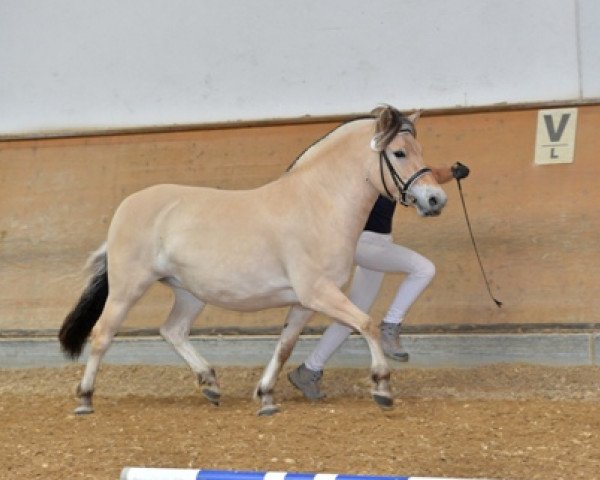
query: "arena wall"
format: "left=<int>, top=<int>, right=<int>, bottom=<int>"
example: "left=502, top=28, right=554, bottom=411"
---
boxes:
left=1, top=105, right=599, bottom=333
left=1, top=0, right=599, bottom=137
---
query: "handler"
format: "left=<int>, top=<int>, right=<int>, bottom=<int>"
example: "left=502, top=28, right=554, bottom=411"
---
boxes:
left=288, top=162, right=470, bottom=400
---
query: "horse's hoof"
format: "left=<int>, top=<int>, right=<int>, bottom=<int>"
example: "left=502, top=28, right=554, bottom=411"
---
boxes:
left=201, top=387, right=221, bottom=405
left=372, top=393, right=394, bottom=410
left=257, top=404, right=280, bottom=416
left=74, top=405, right=94, bottom=415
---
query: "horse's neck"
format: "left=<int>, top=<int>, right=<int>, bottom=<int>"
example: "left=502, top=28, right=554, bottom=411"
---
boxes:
left=285, top=127, right=379, bottom=240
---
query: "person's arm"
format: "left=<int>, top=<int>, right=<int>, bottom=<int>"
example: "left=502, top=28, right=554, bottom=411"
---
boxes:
left=430, top=162, right=470, bottom=184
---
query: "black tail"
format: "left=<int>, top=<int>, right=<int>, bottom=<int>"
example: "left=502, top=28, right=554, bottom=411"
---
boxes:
left=59, top=245, right=109, bottom=358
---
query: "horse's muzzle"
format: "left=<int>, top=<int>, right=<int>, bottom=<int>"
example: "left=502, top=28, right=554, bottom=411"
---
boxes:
left=417, top=190, right=447, bottom=217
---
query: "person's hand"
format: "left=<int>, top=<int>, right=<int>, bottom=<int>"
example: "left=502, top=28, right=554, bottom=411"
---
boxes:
left=451, top=162, right=470, bottom=180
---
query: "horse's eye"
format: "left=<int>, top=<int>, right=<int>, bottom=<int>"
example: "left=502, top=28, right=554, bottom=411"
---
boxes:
left=393, top=150, right=406, bottom=159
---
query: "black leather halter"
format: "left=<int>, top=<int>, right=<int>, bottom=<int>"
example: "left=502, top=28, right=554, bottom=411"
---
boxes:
left=379, top=150, right=432, bottom=206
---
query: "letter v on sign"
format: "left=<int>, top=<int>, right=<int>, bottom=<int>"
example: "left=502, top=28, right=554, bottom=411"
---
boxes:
left=534, top=108, right=578, bottom=164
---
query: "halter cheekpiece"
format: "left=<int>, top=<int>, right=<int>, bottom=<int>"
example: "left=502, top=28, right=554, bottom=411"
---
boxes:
left=378, top=125, right=431, bottom=206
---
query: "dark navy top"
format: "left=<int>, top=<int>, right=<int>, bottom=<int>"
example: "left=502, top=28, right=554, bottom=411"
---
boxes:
left=364, top=195, right=396, bottom=234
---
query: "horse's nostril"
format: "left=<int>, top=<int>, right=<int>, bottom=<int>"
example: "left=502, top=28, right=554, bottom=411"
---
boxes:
left=429, top=196, right=438, bottom=207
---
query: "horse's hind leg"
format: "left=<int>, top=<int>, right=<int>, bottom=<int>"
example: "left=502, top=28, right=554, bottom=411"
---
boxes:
left=76, top=296, right=142, bottom=414
left=254, top=305, right=315, bottom=416
left=159, top=287, right=219, bottom=404
left=75, top=272, right=154, bottom=415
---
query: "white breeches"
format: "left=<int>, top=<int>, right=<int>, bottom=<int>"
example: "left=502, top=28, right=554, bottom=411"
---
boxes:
left=305, top=230, right=435, bottom=371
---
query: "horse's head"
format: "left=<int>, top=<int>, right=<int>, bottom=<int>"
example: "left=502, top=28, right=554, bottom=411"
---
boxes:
left=368, top=105, right=447, bottom=217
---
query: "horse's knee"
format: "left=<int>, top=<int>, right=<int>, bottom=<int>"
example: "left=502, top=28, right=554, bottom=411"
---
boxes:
left=356, top=314, right=377, bottom=337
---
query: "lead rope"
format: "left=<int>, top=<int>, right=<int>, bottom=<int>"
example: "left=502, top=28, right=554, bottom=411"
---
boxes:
left=456, top=178, right=502, bottom=307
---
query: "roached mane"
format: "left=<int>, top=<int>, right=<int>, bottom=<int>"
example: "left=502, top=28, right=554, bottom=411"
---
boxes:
left=285, top=105, right=416, bottom=172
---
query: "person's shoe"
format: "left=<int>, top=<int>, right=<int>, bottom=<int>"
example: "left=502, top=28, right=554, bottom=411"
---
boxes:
left=287, top=363, right=326, bottom=400
left=379, top=322, right=410, bottom=362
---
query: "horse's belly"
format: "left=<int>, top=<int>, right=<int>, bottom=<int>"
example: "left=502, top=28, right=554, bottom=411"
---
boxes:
left=201, top=289, right=299, bottom=311
left=165, top=263, right=298, bottom=311
left=173, top=277, right=298, bottom=311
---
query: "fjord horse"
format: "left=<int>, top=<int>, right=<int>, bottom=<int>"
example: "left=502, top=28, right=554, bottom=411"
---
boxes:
left=59, top=105, right=447, bottom=415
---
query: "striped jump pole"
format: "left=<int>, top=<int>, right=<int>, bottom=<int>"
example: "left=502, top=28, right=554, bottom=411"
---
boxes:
left=120, top=468, right=490, bottom=480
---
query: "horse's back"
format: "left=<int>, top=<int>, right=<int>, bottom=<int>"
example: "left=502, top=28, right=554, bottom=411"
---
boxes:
left=109, top=183, right=279, bottom=254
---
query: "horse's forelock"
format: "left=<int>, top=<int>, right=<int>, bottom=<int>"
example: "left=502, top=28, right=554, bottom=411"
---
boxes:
left=372, top=105, right=416, bottom=149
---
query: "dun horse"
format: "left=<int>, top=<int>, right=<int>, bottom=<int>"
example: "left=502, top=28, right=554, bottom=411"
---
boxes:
left=59, top=105, right=447, bottom=416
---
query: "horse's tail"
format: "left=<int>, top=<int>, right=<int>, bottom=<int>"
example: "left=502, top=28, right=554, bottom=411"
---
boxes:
left=59, top=243, right=109, bottom=359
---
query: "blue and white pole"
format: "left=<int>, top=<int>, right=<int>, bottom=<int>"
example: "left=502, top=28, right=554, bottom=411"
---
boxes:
left=120, top=468, right=490, bottom=480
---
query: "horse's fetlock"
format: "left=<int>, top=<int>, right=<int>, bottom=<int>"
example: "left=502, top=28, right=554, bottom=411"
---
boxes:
left=255, top=386, right=274, bottom=399
left=371, top=370, right=391, bottom=384
left=197, top=368, right=217, bottom=386
left=76, top=383, right=94, bottom=399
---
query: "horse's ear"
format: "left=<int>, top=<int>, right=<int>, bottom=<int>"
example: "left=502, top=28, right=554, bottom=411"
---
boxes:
left=407, top=110, right=422, bottom=123
left=370, top=104, right=392, bottom=118
left=370, top=105, right=394, bottom=151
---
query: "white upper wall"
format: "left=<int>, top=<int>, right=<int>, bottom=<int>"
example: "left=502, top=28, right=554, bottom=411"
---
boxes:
left=579, top=0, right=600, bottom=98
left=0, top=0, right=598, bottom=136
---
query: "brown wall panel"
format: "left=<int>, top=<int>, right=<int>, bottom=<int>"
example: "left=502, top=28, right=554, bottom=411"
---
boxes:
left=1, top=106, right=599, bottom=333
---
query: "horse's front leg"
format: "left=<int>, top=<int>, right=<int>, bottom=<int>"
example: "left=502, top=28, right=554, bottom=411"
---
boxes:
left=300, top=278, right=392, bottom=409
left=254, top=305, right=315, bottom=416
